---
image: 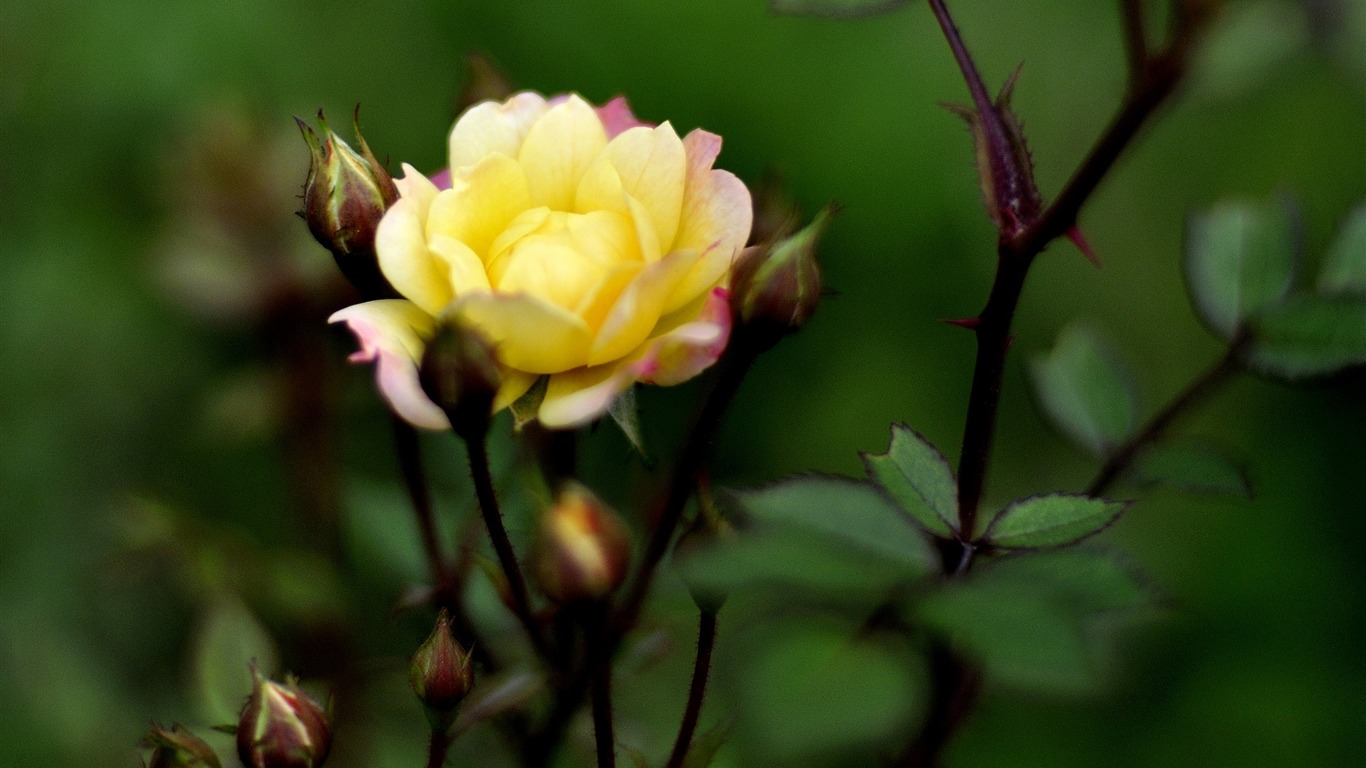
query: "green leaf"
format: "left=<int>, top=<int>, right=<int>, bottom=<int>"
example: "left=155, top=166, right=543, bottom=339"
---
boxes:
left=1244, top=295, right=1366, bottom=378
left=682, top=718, right=733, bottom=768
left=1133, top=443, right=1252, bottom=497
left=191, top=594, right=279, bottom=724
left=1027, top=325, right=1138, bottom=456
left=733, top=476, right=938, bottom=578
left=1184, top=199, right=1298, bottom=339
left=917, top=548, right=1150, bottom=692
left=984, top=494, right=1128, bottom=549
left=769, top=0, right=912, bottom=19
left=861, top=424, right=958, bottom=537
left=736, top=624, right=923, bottom=761
left=1318, top=201, right=1366, bottom=296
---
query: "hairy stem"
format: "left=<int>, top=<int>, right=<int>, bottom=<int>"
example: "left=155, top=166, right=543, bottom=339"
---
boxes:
left=465, top=434, right=548, bottom=657
left=665, top=610, right=719, bottom=768
left=1087, top=341, right=1243, bottom=497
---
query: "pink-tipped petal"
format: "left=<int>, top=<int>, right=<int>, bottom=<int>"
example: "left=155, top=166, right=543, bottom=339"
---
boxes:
left=596, top=96, right=652, bottom=138
left=429, top=168, right=452, bottom=190
left=635, top=287, right=732, bottom=386
left=329, top=300, right=450, bottom=431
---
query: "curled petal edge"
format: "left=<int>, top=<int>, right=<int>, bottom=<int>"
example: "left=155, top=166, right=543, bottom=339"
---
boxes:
left=330, top=300, right=451, bottom=431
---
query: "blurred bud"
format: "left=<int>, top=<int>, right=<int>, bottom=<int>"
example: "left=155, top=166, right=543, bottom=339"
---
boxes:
left=534, top=483, right=631, bottom=603
left=236, top=670, right=332, bottom=768
left=410, top=610, right=475, bottom=730
left=296, top=108, right=398, bottom=299
left=729, top=206, right=831, bottom=343
left=418, top=316, right=502, bottom=439
left=142, top=723, right=222, bottom=768
left=457, top=52, right=515, bottom=112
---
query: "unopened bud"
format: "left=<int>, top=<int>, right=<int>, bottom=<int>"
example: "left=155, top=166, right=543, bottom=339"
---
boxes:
left=142, top=723, right=222, bottom=768
left=534, top=483, right=631, bottom=604
left=729, top=207, right=831, bottom=343
left=418, top=317, right=502, bottom=439
left=410, top=610, right=474, bottom=730
left=296, top=108, right=398, bottom=299
left=236, top=669, right=332, bottom=768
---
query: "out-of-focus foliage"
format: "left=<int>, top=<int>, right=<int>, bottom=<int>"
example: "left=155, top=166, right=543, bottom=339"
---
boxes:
left=3, top=0, right=1366, bottom=766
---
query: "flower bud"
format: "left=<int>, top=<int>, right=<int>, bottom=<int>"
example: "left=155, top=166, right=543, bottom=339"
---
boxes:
left=418, top=316, right=502, bottom=439
left=236, top=670, right=332, bottom=768
left=296, top=109, right=398, bottom=299
left=142, top=723, right=222, bottom=768
left=729, top=206, right=831, bottom=344
left=410, top=610, right=474, bottom=730
left=533, top=483, right=631, bottom=604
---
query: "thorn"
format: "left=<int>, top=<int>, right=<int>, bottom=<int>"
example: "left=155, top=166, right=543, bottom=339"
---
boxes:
left=942, top=317, right=982, bottom=330
left=1068, top=225, right=1100, bottom=268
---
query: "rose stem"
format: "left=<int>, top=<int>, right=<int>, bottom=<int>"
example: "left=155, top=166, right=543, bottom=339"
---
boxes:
left=424, top=726, right=451, bottom=768
left=525, top=330, right=764, bottom=768
left=1087, top=337, right=1245, bottom=497
left=664, top=609, right=718, bottom=768
left=464, top=430, right=550, bottom=657
left=904, top=1, right=1207, bottom=765
left=589, top=603, right=617, bottom=768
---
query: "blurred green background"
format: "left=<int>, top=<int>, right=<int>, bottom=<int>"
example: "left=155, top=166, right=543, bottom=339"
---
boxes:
left=3, top=0, right=1366, bottom=765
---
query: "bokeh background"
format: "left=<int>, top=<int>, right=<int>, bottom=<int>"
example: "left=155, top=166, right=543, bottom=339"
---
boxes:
left=3, top=0, right=1366, bottom=765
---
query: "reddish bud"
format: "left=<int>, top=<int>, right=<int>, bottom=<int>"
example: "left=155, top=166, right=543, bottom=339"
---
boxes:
left=729, top=206, right=831, bottom=345
left=418, top=316, right=502, bottom=439
left=296, top=108, right=398, bottom=299
left=236, top=669, right=332, bottom=768
left=410, top=610, right=475, bottom=730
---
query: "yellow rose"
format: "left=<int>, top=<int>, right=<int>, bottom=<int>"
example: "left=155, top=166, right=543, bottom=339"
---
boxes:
left=331, top=93, right=752, bottom=429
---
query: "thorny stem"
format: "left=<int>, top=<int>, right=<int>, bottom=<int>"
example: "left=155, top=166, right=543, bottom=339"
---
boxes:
left=1087, top=338, right=1244, bottom=497
left=908, top=1, right=1208, bottom=765
left=465, top=433, right=549, bottom=658
left=664, top=610, right=719, bottom=768
left=1120, top=0, right=1150, bottom=80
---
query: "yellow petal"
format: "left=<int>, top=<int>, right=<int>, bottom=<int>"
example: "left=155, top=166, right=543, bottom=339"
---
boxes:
left=490, top=234, right=606, bottom=312
left=588, top=248, right=695, bottom=366
left=665, top=167, right=752, bottom=314
left=448, top=92, right=548, bottom=170
left=376, top=165, right=452, bottom=315
left=567, top=210, right=642, bottom=268
left=518, top=95, right=608, bottom=211
left=574, top=262, right=643, bottom=332
left=453, top=292, right=593, bottom=374
left=427, top=234, right=492, bottom=297
left=595, top=123, right=686, bottom=252
left=487, top=207, right=552, bottom=268
left=329, top=300, right=450, bottom=431
left=426, top=153, right=531, bottom=257
left=494, top=370, right=540, bottom=413
left=538, top=363, right=635, bottom=429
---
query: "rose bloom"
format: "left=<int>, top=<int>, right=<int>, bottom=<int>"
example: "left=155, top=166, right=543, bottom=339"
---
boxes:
left=331, top=93, right=752, bottom=429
